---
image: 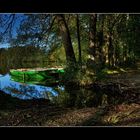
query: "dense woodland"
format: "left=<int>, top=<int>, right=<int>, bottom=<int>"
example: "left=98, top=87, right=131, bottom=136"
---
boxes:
left=0, top=14, right=140, bottom=126
left=0, top=14, right=140, bottom=72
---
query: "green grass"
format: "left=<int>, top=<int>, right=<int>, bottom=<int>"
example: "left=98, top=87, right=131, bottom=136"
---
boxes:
left=101, top=67, right=126, bottom=75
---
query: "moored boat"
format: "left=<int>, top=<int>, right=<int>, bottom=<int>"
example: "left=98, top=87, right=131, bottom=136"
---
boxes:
left=10, top=67, right=65, bottom=85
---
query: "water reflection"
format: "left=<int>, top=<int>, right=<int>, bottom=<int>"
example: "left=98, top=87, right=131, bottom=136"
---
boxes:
left=0, top=74, right=104, bottom=107
left=0, top=74, right=60, bottom=100
left=0, top=74, right=120, bottom=107
left=57, top=87, right=103, bottom=108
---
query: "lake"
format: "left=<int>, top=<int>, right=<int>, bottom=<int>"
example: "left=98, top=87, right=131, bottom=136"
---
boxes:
left=0, top=62, right=117, bottom=108
left=0, top=73, right=65, bottom=100
left=0, top=72, right=104, bottom=107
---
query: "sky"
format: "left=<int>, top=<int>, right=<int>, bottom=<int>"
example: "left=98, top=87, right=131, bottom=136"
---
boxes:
left=0, top=14, right=27, bottom=48
left=0, top=74, right=59, bottom=100
left=0, top=43, right=10, bottom=48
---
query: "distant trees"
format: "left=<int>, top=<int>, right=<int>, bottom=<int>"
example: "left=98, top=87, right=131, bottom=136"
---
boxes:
left=0, top=46, right=48, bottom=69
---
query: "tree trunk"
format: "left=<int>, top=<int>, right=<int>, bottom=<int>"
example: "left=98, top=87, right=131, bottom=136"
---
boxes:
left=88, top=14, right=104, bottom=72
left=108, top=32, right=113, bottom=67
left=76, top=14, right=82, bottom=65
left=56, top=14, right=76, bottom=65
left=98, top=15, right=105, bottom=69
left=87, top=14, right=97, bottom=70
left=89, top=14, right=97, bottom=58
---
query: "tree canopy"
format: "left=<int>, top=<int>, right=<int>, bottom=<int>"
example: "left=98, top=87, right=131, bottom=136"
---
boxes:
left=0, top=14, right=140, bottom=72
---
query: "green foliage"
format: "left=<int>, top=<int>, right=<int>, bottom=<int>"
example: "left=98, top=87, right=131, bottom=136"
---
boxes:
left=62, top=62, right=96, bottom=86
left=0, top=14, right=140, bottom=84
left=50, top=87, right=103, bottom=108
left=96, top=67, right=127, bottom=81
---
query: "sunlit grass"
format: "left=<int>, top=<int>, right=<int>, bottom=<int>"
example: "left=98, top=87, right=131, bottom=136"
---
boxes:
left=101, top=67, right=126, bottom=75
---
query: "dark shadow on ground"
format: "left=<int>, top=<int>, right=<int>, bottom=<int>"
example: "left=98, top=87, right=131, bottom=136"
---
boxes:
left=76, top=106, right=110, bottom=126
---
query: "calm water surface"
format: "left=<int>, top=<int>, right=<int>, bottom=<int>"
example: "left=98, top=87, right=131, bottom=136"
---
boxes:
left=0, top=62, right=116, bottom=107
left=0, top=74, right=64, bottom=100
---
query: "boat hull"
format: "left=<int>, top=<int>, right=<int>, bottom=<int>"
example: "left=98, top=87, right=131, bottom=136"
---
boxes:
left=10, top=68, right=64, bottom=85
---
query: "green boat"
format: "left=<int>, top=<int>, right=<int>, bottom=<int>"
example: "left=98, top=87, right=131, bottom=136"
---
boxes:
left=10, top=67, right=65, bottom=85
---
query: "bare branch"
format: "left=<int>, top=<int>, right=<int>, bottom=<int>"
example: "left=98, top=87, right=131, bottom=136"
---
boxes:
left=0, top=14, right=16, bottom=43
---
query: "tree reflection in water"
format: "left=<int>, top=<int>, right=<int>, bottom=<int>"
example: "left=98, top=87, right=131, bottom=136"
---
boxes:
left=0, top=74, right=118, bottom=108
left=0, top=74, right=59, bottom=100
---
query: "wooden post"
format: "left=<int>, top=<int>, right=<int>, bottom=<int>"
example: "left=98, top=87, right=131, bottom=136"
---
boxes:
left=23, top=73, right=25, bottom=83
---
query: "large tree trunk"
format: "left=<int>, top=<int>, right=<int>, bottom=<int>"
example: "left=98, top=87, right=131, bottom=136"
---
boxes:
left=87, top=14, right=97, bottom=70
left=76, top=14, right=82, bottom=65
left=97, top=15, right=105, bottom=69
left=88, top=14, right=104, bottom=72
left=108, top=32, right=114, bottom=67
left=107, top=15, right=115, bottom=68
left=89, top=14, right=97, bottom=58
left=56, top=14, right=76, bottom=65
